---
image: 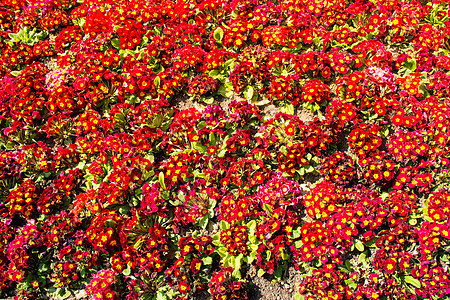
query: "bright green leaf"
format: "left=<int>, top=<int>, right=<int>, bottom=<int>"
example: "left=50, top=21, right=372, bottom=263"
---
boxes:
left=123, top=265, right=131, bottom=276
left=194, top=143, right=207, bottom=153
left=154, top=76, right=161, bottom=89
left=213, top=27, right=224, bottom=42
left=404, top=276, right=421, bottom=289
left=158, top=172, right=166, bottom=190
left=257, top=268, right=265, bottom=277
left=209, top=133, right=217, bottom=146
left=243, top=86, right=254, bottom=101
left=294, top=293, right=305, bottom=300
left=355, top=240, right=364, bottom=252
left=202, top=256, right=213, bottom=265
left=111, top=38, right=121, bottom=49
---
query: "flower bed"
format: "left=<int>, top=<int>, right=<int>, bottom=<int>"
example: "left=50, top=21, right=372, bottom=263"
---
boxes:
left=1, top=0, right=450, bottom=299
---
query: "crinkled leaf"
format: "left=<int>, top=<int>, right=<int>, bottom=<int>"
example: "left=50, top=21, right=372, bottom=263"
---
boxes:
left=158, top=172, right=166, bottom=190
left=213, top=27, right=224, bottom=42
left=243, top=86, right=254, bottom=101
left=355, top=240, right=364, bottom=252
left=221, top=220, right=230, bottom=230
left=404, top=276, right=421, bottom=288
left=202, top=256, right=213, bottom=265
left=111, top=38, right=121, bottom=49
left=203, top=96, right=215, bottom=104
left=194, top=143, right=207, bottom=153
left=257, top=268, right=265, bottom=277
left=123, top=264, right=131, bottom=276
left=154, top=76, right=161, bottom=89
left=197, top=215, right=209, bottom=229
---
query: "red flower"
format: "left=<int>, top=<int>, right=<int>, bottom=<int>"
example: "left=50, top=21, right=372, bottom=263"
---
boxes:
left=207, top=146, right=217, bottom=155
left=190, top=258, right=202, bottom=274
left=285, top=123, right=295, bottom=136
left=385, top=258, right=396, bottom=274
left=179, top=281, right=190, bottom=294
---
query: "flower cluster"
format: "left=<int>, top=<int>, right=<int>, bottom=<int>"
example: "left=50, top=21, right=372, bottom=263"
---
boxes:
left=2, top=0, right=450, bottom=299
left=319, top=152, right=356, bottom=186
left=209, top=267, right=248, bottom=300
left=116, top=20, right=144, bottom=50
left=220, top=225, right=248, bottom=256
left=187, top=74, right=220, bottom=99
left=86, top=269, right=118, bottom=300
left=7, top=180, right=39, bottom=219
left=427, top=189, right=450, bottom=222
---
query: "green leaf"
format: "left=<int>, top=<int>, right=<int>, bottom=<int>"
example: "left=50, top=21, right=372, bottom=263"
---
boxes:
left=197, top=121, right=207, bottom=129
left=232, top=268, right=241, bottom=279
left=156, top=291, right=168, bottom=300
left=263, top=203, right=273, bottom=213
left=249, top=248, right=258, bottom=260
left=274, top=267, right=283, bottom=279
left=212, top=233, right=220, bottom=244
left=161, top=190, right=170, bottom=200
left=243, top=86, right=254, bottom=101
left=216, top=84, right=226, bottom=96
left=234, top=253, right=243, bottom=272
left=123, top=264, right=131, bottom=276
left=213, top=27, right=224, bottom=42
left=281, top=103, right=295, bottom=115
left=220, top=220, right=230, bottom=230
left=366, top=237, right=377, bottom=247
left=208, top=69, right=220, bottom=78
left=344, top=278, right=357, bottom=289
left=247, top=220, right=257, bottom=232
left=294, top=240, right=303, bottom=249
left=224, top=254, right=233, bottom=268
left=403, top=59, right=417, bottom=71
left=294, top=293, right=305, bottom=300
left=208, top=200, right=216, bottom=218
left=158, top=172, right=166, bottom=190
left=218, top=149, right=227, bottom=157
left=111, top=38, right=121, bottom=50
left=404, top=276, right=421, bottom=288
left=304, top=165, right=315, bottom=173
left=291, top=227, right=301, bottom=239
left=58, top=288, right=72, bottom=300
left=248, top=233, right=257, bottom=244
left=153, top=114, right=164, bottom=127
left=209, top=133, right=217, bottom=146
left=257, top=268, right=265, bottom=277
left=255, top=99, right=271, bottom=106
left=118, top=205, right=131, bottom=214
left=10, top=70, right=21, bottom=77
left=203, top=96, right=215, bottom=104
left=192, top=169, right=206, bottom=179
left=355, top=240, right=364, bottom=252
left=202, top=256, right=213, bottom=265
left=80, top=267, right=87, bottom=278
left=359, top=252, right=369, bottom=266
left=197, top=215, right=209, bottom=229
left=223, top=58, right=236, bottom=68
left=408, top=218, right=417, bottom=225
left=38, top=262, right=49, bottom=273
left=194, top=143, right=207, bottom=153
left=345, top=260, right=352, bottom=272
left=154, top=76, right=161, bottom=89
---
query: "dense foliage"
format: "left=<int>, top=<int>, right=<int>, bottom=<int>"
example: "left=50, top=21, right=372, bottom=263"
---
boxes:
left=1, top=0, right=450, bottom=299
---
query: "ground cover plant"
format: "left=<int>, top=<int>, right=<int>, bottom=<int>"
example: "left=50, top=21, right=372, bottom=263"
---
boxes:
left=1, top=0, right=450, bottom=299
